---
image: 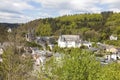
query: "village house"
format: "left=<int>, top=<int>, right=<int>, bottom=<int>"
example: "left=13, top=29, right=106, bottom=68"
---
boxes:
left=31, top=48, right=46, bottom=66
left=82, top=41, right=92, bottom=48
left=88, top=47, right=99, bottom=52
left=30, top=47, right=52, bottom=66
left=7, top=28, right=12, bottom=33
left=104, top=53, right=120, bottom=61
left=101, top=46, right=120, bottom=62
left=58, top=35, right=82, bottom=48
left=106, top=46, right=118, bottom=53
left=95, top=42, right=120, bottom=64
left=97, top=42, right=106, bottom=49
left=109, top=35, right=118, bottom=40
left=104, top=48, right=120, bottom=61
left=25, top=29, right=55, bottom=50
left=35, top=36, right=55, bottom=50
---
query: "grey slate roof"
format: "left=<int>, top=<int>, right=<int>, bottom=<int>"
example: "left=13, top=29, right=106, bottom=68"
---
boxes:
left=60, top=35, right=81, bottom=42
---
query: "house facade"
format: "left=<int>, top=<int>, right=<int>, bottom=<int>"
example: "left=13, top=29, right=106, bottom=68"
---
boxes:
left=82, top=41, right=92, bottom=48
left=58, top=35, right=81, bottom=48
left=104, top=53, right=120, bottom=61
left=7, top=28, right=12, bottom=33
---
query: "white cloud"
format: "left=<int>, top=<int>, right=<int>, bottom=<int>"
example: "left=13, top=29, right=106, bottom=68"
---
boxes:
left=0, top=11, right=32, bottom=23
left=0, top=0, right=34, bottom=12
left=100, top=0, right=120, bottom=11
left=108, top=8, right=120, bottom=13
left=1, top=0, right=120, bottom=23
left=34, top=0, right=100, bottom=11
left=100, top=0, right=120, bottom=4
left=33, top=0, right=101, bottom=15
left=59, top=10, right=72, bottom=16
left=0, top=0, right=35, bottom=23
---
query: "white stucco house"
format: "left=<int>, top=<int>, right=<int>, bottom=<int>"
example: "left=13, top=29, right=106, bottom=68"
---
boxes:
left=7, top=28, right=12, bottom=33
left=109, top=35, right=118, bottom=40
left=104, top=53, right=120, bottom=61
left=58, top=35, right=82, bottom=48
left=106, top=46, right=118, bottom=53
left=82, top=41, right=92, bottom=48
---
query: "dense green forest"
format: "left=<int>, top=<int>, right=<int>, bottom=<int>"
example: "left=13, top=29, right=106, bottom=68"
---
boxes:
left=0, top=23, right=19, bottom=28
left=19, top=11, right=120, bottom=43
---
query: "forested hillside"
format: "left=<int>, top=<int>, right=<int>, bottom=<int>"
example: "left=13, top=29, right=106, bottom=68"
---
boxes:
left=0, top=23, right=20, bottom=42
left=20, top=11, right=120, bottom=42
left=0, top=23, right=19, bottom=28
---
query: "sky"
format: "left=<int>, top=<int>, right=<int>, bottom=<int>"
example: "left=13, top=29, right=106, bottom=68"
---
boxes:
left=0, top=0, right=120, bottom=23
